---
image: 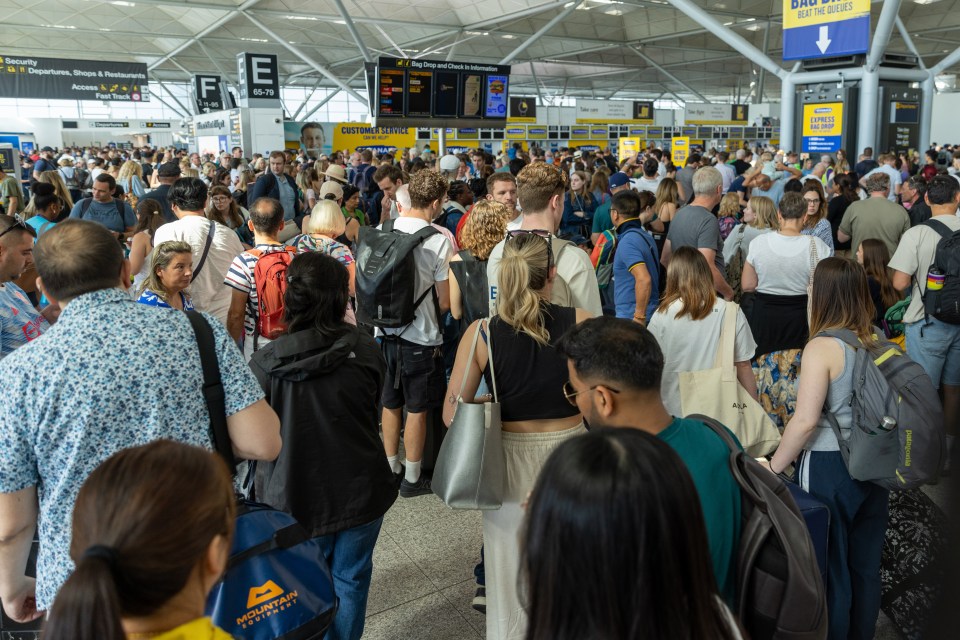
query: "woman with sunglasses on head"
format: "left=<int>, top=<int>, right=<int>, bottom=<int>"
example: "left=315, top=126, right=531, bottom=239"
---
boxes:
left=444, top=231, right=592, bottom=640
left=522, top=429, right=744, bottom=640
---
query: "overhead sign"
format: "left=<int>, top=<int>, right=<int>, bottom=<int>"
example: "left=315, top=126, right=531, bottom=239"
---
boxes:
left=575, top=99, right=654, bottom=124
left=237, top=53, right=280, bottom=107
left=683, top=103, right=749, bottom=125
left=374, top=57, right=512, bottom=129
left=508, top=97, right=537, bottom=123
left=672, top=136, right=690, bottom=165
left=0, top=55, right=148, bottom=102
left=332, top=123, right=415, bottom=153
left=782, top=0, right=870, bottom=60
left=141, top=121, right=172, bottom=129
left=194, top=74, right=226, bottom=113
left=618, top=137, right=642, bottom=161
left=801, top=102, right=843, bottom=152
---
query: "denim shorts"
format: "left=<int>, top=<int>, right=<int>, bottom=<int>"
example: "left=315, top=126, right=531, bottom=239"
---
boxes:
left=905, top=317, right=960, bottom=387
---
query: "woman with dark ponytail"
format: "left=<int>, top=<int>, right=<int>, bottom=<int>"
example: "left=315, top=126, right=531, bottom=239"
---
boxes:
left=44, top=440, right=235, bottom=640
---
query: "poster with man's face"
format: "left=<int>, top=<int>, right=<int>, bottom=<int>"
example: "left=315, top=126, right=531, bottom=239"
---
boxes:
left=282, top=121, right=332, bottom=158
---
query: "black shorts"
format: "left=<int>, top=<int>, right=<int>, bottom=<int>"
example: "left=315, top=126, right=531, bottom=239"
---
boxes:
left=381, top=338, right=445, bottom=413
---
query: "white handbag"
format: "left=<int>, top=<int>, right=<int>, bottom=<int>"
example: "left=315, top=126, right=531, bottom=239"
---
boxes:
left=679, top=302, right=781, bottom=457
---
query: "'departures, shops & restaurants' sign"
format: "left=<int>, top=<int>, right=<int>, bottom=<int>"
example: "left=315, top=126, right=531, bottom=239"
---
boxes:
left=0, top=55, right=150, bottom=102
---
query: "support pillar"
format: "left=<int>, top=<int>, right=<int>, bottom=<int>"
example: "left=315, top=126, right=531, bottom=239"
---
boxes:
left=780, top=73, right=795, bottom=153
left=857, top=67, right=880, bottom=155
left=920, top=73, right=935, bottom=151
left=438, top=128, right=446, bottom=156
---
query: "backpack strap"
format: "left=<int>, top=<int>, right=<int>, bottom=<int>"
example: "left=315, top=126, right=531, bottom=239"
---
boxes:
left=923, top=218, right=952, bottom=241
left=115, top=198, right=126, bottom=228
left=79, top=197, right=93, bottom=218
left=185, top=310, right=237, bottom=476
left=813, top=327, right=861, bottom=350
left=687, top=413, right=740, bottom=454
left=191, top=220, right=216, bottom=283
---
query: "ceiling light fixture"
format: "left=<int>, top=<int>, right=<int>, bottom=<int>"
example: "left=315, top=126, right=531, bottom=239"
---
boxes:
left=287, top=16, right=319, bottom=21
left=240, top=37, right=268, bottom=42
left=110, top=1, right=136, bottom=6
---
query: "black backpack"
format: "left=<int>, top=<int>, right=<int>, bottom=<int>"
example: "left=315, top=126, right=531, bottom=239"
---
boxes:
left=690, top=414, right=828, bottom=640
left=355, top=219, right=440, bottom=328
left=449, top=251, right=489, bottom=326
left=922, top=219, right=960, bottom=324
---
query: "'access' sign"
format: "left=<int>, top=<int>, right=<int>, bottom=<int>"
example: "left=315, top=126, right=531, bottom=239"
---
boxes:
left=782, top=0, right=870, bottom=61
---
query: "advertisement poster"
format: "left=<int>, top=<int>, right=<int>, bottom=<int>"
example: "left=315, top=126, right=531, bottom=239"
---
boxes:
left=484, top=75, right=509, bottom=118
left=0, top=54, right=149, bottom=101
left=508, top=97, right=536, bottom=123
left=671, top=136, right=690, bottom=166
left=801, top=102, right=843, bottom=153
left=283, top=121, right=333, bottom=158
left=332, top=123, right=415, bottom=154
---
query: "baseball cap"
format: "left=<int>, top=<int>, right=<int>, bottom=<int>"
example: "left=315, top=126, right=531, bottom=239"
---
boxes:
left=609, top=172, right=631, bottom=189
left=157, top=162, right=182, bottom=177
left=319, top=181, right=343, bottom=200
left=439, top=154, right=460, bottom=172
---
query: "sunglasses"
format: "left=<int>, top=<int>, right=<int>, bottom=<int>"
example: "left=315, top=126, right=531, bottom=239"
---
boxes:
left=562, top=381, right=621, bottom=407
left=0, top=214, right=29, bottom=242
left=507, top=229, right=554, bottom=271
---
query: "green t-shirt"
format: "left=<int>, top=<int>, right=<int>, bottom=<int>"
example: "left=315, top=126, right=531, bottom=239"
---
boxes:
left=0, top=175, right=24, bottom=214
left=592, top=201, right=613, bottom=235
left=658, top=417, right=742, bottom=603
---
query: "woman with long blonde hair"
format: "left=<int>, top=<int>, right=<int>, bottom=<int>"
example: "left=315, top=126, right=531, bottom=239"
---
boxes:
left=38, top=170, right=75, bottom=216
left=444, top=231, right=591, bottom=640
left=448, top=199, right=509, bottom=324
left=649, top=177, right=680, bottom=238
left=648, top=246, right=758, bottom=416
left=117, top=160, right=146, bottom=199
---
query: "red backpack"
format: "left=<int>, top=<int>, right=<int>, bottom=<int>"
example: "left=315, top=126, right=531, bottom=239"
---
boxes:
left=250, top=246, right=298, bottom=342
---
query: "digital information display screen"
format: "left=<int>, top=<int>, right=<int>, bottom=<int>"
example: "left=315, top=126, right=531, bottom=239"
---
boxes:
left=407, top=71, right=433, bottom=117
left=374, top=57, right=512, bottom=128
left=377, top=69, right=404, bottom=117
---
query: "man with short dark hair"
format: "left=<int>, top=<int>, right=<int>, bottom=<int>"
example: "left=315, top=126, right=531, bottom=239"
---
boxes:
left=153, top=178, right=244, bottom=324
left=902, top=176, right=931, bottom=227
left=557, top=316, right=741, bottom=602
left=31, top=147, right=57, bottom=184
left=374, top=163, right=404, bottom=221
left=591, top=171, right=632, bottom=243
left=437, top=181, right=472, bottom=236
left=0, top=219, right=281, bottom=622
left=225, top=198, right=295, bottom=360
left=632, top=157, right=662, bottom=193
left=860, top=153, right=902, bottom=202
left=68, top=173, right=136, bottom=235
left=838, top=172, right=910, bottom=256
left=485, top=172, right=522, bottom=230
left=141, top=162, right=181, bottom=223
left=0, top=165, right=24, bottom=215
left=854, top=146, right=878, bottom=178
left=611, top=190, right=659, bottom=323
left=0, top=216, right=51, bottom=357
left=890, top=175, right=960, bottom=469
left=376, top=170, right=452, bottom=497
left=248, top=151, right=302, bottom=224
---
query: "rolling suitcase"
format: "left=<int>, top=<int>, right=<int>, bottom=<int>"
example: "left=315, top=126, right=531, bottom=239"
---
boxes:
left=786, top=482, right=830, bottom=588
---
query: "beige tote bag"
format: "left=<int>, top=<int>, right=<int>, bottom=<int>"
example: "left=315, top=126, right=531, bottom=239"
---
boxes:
left=679, top=302, right=781, bottom=457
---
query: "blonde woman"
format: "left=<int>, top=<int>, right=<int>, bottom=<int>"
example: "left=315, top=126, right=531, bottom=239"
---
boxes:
left=647, top=246, right=758, bottom=416
left=444, top=231, right=591, bottom=640
left=722, top=195, right=777, bottom=266
left=297, top=167, right=321, bottom=210
left=448, top=199, right=509, bottom=323
left=135, top=240, right=195, bottom=311
left=649, top=177, right=680, bottom=237
left=294, top=200, right=357, bottom=325
left=117, top=160, right=146, bottom=199
left=717, top=192, right=740, bottom=240
left=38, top=171, right=75, bottom=216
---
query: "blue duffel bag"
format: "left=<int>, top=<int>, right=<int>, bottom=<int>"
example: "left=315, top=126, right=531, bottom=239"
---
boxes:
left=786, top=482, right=830, bottom=589
left=189, top=312, right=338, bottom=639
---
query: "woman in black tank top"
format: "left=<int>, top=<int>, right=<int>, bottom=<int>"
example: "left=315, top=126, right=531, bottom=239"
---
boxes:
left=443, top=231, right=592, bottom=640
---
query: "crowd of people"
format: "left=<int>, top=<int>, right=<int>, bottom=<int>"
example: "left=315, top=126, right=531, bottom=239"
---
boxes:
left=0, top=136, right=957, bottom=640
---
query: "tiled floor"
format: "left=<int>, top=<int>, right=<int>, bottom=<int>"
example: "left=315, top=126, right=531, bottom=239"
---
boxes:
left=363, top=481, right=953, bottom=640
left=364, top=493, right=486, bottom=639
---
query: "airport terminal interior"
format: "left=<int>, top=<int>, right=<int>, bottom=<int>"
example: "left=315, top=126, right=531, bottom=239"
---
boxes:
left=1, top=0, right=960, bottom=639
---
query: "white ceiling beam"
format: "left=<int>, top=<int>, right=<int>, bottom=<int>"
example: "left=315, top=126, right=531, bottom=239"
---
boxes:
left=331, top=0, right=373, bottom=63
left=148, top=0, right=265, bottom=71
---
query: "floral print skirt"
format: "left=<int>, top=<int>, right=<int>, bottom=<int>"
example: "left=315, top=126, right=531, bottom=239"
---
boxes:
left=752, top=348, right=803, bottom=430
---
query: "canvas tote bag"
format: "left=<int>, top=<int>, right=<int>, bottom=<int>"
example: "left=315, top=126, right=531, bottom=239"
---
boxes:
left=680, top=302, right=781, bottom=456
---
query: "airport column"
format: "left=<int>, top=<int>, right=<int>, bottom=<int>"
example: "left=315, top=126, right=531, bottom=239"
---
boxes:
left=780, top=71, right=796, bottom=153
left=857, top=66, right=879, bottom=156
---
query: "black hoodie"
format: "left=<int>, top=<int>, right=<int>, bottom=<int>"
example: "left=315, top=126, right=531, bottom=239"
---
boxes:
left=249, top=324, right=396, bottom=536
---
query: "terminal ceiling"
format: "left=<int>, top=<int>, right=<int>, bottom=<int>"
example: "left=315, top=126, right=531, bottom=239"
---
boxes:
left=2, top=0, right=958, bottom=106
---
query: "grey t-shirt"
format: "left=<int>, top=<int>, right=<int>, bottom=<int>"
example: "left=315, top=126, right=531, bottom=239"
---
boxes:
left=667, top=204, right=725, bottom=271
left=69, top=198, right=137, bottom=232
left=677, top=166, right=696, bottom=203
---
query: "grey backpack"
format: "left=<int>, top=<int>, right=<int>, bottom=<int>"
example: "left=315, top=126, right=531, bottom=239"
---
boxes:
left=817, top=329, right=945, bottom=490
left=692, top=415, right=827, bottom=640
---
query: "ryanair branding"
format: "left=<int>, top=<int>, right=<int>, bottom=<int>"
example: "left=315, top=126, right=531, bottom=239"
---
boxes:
left=237, top=580, right=299, bottom=629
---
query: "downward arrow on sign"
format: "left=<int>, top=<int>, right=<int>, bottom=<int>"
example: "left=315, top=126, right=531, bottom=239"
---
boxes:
left=816, top=25, right=831, bottom=54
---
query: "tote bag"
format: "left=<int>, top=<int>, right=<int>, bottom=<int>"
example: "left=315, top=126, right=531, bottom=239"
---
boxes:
left=679, top=302, right=781, bottom=457
left=432, top=320, right=506, bottom=510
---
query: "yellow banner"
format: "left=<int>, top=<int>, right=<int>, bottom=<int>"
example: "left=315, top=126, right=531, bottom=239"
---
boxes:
left=505, top=126, right=527, bottom=140
left=783, top=0, right=869, bottom=30
left=332, top=123, right=415, bottom=152
left=802, top=102, right=843, bottom=137
left=672, top=137, right=690, bottom=166
left=618, top=137, right=642, bottom=161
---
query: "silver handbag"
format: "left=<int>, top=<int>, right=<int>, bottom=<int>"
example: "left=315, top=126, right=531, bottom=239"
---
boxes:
left=432, top=320, right=505, bottom=510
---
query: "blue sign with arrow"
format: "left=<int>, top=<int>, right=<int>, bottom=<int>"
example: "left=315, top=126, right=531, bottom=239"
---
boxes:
left=782, top=0, right=871, bottom=61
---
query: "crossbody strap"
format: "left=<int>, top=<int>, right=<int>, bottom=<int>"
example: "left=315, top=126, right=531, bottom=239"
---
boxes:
left=713, top=301, right=738, bottom=381
left=185, top=311, right=236, bottom=475
left=458, top=319, right=498, bottom=403
left=191, top=220, right=216, bottom=283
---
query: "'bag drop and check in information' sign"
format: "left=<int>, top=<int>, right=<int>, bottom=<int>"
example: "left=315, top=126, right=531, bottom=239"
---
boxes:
left=0, top=55, right=149, bottom=101
left=782, top=0, right=870, bottom=61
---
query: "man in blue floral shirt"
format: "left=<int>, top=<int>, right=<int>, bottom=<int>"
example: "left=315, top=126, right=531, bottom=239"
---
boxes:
left=0, top=220, right=282, bottom=622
